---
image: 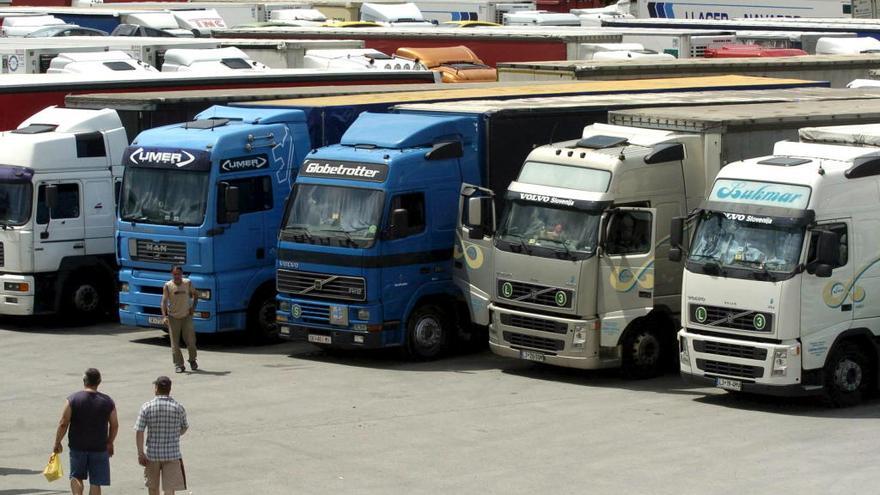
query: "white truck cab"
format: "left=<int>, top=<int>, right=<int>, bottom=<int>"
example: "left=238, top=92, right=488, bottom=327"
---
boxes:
left=360, top=2, right=435, bottom=27
left=160, top=47, right=269, bottom=72
left=1, top=16, right=69, bottom=37
left=0, top=106, right=127, bottom=317
left=675, top=125, right=880, bottom=406
left=123, top=12, right=195, bottom=38
left=268, top=9, right=328, bottom=27
left=502, top=10, right=581, bottom=26
left=302, top=48, right=421, bottom=70
left=47, top=51, right=158, bottom=74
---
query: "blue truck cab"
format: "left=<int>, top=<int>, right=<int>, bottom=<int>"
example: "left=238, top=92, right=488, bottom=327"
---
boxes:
left=117, top=105, right=310, bottom=341
left=275, top=112, right=483, bottom=358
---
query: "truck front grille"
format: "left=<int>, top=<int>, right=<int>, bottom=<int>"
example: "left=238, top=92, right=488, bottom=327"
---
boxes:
left=689, top=304, right=773, bottom=333
left=132, top=239, right=186, bottom=264
left=500, top=313, right=567, bottom=334
left=693, top=340, right=767, bottom=360
left=503, top=331, right=564, bottom=352
left=293, top=302, right=330, bottom=325
left=497, top=279, right=573, bottom=309
left=696, top=359, right=763, bottom=379
left=277, top=269, right=365, bottom=302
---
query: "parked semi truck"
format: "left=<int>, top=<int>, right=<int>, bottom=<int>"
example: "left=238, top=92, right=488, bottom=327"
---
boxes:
left=461, top=98, right=880, bottom=376
left=0, top=106, right=127, bottom=317
left=673, top=123, right=880, bottom=406
left=270, top=76, right=829, bottom=358
left=600, top=0, right=851, bottom=19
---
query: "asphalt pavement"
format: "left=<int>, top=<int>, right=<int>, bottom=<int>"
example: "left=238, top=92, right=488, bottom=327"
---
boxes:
left=1, top=319, right=878, bottom=495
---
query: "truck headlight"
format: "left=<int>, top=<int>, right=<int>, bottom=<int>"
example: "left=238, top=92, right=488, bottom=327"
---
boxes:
left=196, top=289, right=211, bottom=300
left=279, top=301, right=291, bottom=312
left=772, top=344, right=800, bottom=377
left=357, top=309, right=370, bottom=320
left=4, top=282, right=28, bottom=292
left=572, top=323, right=587, bottom=348
left=680, top=336, right=689, bottom=364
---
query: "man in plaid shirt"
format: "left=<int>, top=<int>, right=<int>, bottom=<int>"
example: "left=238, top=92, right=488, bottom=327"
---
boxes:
left=135, top=376, right=188, bottom=495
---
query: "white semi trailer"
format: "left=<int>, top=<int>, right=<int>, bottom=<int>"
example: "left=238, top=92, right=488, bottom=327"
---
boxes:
left=0, top=106, right=127, bottom=317
left=674, top=123, right=880, bottom=406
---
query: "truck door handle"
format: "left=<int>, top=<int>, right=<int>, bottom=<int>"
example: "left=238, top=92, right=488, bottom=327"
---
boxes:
left=73, top=244, right=84, bottom=249
left=256, top=248, right=265, bottom=260
left=841, top=304, right=852, bottom=311
left=638, top=290, right=652, bottom=299
left=454, top=261, right=463, bottom=269
left=419, top=266, right=430, bottom=274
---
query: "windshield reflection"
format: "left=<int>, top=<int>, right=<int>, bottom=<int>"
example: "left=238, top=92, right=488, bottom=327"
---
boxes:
left=0, top=182, right=31, bottom=226
left=120, top=168, right=209, bottom=226
left=689, top=211, right=805, bottom=273
left=284, top=184, right=384, bottom=247
left=497, top=200, right=601, bottom=258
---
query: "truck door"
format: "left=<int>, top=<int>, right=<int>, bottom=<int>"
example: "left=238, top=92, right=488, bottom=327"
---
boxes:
left=380, top=190, right=431, bottom=321
left=598, top=207, right=657, bottom=342
left=215, top=176, right=272, bottom=301
left=454, top=184, right=495, bottom=327
left=34, top=181, right=86, bottom=272
left=83, top=178, right=115, bottom=256
left=801, top=220, right=854, bottom=340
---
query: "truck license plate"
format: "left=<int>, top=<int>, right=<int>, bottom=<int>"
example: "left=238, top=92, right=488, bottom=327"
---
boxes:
left=519, top=350, right=545, bottom=362
left=716, top=377, right=742, bottom=391
left=308, top=334, right=332, bottom=344
left=148, top=316, right=165, bottom=327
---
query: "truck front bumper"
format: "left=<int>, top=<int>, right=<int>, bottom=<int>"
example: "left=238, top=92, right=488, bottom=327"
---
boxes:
left=0, top=274, right=35, bottom=315
left=679, top=328, right=817, bottom=396
left=276, top=296, right=400, bottom=348
left=488, top=304, right=615, bottom=370
left=118, top=269, right=225, bottom=333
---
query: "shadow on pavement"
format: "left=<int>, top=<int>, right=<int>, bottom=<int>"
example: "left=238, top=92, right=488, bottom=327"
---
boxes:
left=693, top=391, right=880, bottom=418
left=0, top=490, right=67, bottom=495
left=500, top=363, right=707, bottom=395
left=0, top=468, right=42, bottom=476
left=288, top=346, right=507, bottom=373
left=0, top=315, right=141, bottom=335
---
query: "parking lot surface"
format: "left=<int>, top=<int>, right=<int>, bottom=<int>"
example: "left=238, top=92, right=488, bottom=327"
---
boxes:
left=1, top=320, right=878, bottom=495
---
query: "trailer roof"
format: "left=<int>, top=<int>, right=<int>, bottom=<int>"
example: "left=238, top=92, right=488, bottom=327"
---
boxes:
left=608, top=98, right=880, bottom=132
left=213, top=25, right=625, bottom=42
left=396, top=87, right=880, bottom=115
left=64, top=80, right=564, bottom=111
left=498, top=54, right=880, bottom=74
left=241, top=75, right=822, bottom=108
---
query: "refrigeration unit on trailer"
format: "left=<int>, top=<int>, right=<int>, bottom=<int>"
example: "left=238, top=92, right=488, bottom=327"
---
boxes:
left=160, top=47, right=269, bottom=72
left=303, top=48, right=422, bottom=70
left=577, top=43, right=674, bottom=60
left=268, top=76, right=829, bottom=359
left=673, top=122, right=880, bottom=406
left=0, top=106, right=127, bottom=317
left=502, top=10, right=580, bottom=26
left=466, top=98, right=880, bottom=375
left=47, top=50, right=158, bottom=74
left=607, top=28, right=737, bottom=58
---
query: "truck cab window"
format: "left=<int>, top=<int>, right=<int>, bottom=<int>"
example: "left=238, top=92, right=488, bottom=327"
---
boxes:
left=807, top=223, right=848, bottom=268
left=606, top=211, right=651, bottom=255
left=221, top=176, right=273, bottom=217
left=391, top=192, right=425, bottom=237
left=36, top=184, right=79, bottom=224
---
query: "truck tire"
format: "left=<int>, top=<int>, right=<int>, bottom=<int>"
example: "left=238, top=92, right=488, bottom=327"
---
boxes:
left=247, top=291, right=278, bottom=344
left=64, top=277, right=104, bottom=320
left=405, top=304, right=449, bottom=360
left=621, top=324, right=665, bottom=379
left=822, top=342, right=873, bottom=408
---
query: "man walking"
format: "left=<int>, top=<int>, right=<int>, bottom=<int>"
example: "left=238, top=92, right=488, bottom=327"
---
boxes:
left=53, top=368, right=118, bottom=495
left=135, top=376, right=189, bottom=495
left=161, top=265, right=199, bottom=373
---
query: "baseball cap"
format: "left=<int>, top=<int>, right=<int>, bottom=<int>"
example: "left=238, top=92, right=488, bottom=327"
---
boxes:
left=153, top=376, right=172, bottom=388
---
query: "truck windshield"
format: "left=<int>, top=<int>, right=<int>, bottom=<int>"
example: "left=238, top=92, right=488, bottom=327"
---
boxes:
left=689, top=211, right=805, bottom=275
left=497, top=200, right=601, bottom=259
left=284, top=184, right=384, bottom=247
left=0, top=181, right=32, bottom=227
left=119, top=168, right=210, bottom=226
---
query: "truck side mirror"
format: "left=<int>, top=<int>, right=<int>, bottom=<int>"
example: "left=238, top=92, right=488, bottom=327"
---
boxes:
left=668, top=216, right=685, bottom=262
left=45, top=184, right=58, bottom=212
left=811, top=230, right=839, bottom=278
left=466, top=196, right=492, bottom=240
left=222, top=184, right=240, bottom=224
left=389, top=208, right=409, bottom=239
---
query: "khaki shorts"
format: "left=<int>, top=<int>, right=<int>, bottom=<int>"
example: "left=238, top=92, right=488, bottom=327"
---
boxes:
left=144, top=459, right=187, bottom=492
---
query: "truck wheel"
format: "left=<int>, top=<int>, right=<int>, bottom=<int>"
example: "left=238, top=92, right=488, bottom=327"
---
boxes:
left=247, top=291, right=278, bottom=344
left=406, top=304, right=449, bottom=360
left=65, top=278, right=103, bottom=319
left=822, top=343, right=872, bottom=407
left=621, top=325, right=664, bottom=379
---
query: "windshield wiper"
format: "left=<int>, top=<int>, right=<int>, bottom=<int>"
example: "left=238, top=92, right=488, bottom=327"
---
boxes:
left=538, top=236, right=575, bottom=260
left=285, top=224, right=314, bottom=241
left=731, top=259, right=778, bottom=282
left=503, top=232, right=532, bottom=255
left=321, top=228, right=357, bottom=247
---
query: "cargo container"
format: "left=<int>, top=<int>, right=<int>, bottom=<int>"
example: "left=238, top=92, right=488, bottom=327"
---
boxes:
left=497, top=54, right=880, bottom=87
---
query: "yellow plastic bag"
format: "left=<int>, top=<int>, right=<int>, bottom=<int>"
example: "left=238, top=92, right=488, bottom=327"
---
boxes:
left=43, top=453, right=63, bottom=482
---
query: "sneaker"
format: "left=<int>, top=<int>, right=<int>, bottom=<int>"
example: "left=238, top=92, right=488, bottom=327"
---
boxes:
left=175, top=365, right=185, bottom=373
left=189, top=360, right=198, bottom=371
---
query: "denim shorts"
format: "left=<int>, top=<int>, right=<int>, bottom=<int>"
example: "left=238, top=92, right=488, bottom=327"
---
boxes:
left=69, top=449, right=110, bottom=485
